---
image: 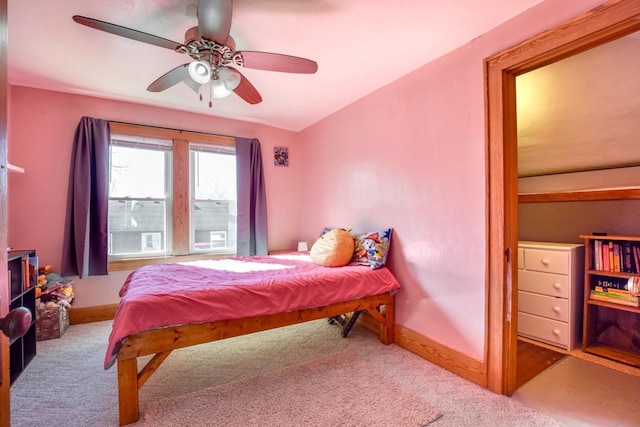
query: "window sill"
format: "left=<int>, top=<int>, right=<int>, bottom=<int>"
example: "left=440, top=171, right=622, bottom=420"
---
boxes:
left=108, top=252, right=235, bottom=272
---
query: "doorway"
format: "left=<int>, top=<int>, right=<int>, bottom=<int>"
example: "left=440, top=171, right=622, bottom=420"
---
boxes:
left=485, top=0, right=640, bottom=396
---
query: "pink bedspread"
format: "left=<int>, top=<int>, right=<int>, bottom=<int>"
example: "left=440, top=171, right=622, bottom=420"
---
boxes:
left=104, top=254, right=401, bottom=369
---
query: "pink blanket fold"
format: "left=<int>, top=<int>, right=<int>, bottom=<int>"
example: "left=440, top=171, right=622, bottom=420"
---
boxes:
left=104, top=254, right=401, bottom=369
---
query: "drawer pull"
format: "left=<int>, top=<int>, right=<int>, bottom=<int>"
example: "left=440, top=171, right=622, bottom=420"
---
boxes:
left=553, top=306, right=561, bottom=313
left=541, top=258, right=550, bottom=266
left=553, top=282, right=561, bottom=290
left=552, top=329, right=560, bottom=336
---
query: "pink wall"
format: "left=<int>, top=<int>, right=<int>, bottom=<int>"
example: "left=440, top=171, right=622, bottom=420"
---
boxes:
left=7, top=86, right=300, bottom=306
left=297, top=0, right=606, bottom=360
left=7, top=0, right=610, bottom=361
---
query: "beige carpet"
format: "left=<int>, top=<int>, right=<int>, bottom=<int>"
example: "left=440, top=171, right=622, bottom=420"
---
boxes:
left=144, top=350, right=442, bottom=426
left=10, top=319, right=565, bottom=426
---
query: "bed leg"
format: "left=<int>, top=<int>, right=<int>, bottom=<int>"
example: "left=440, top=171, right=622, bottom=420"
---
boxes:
left=380, top=302, right=395, bottom=345
left=117, top=358, right=140, bottom=425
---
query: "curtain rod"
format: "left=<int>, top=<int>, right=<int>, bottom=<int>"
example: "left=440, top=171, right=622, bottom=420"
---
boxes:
left=108, top=120, right=237, bottom=140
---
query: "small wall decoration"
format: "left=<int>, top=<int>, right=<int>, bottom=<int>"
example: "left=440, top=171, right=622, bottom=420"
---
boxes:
left=274, top=146, right=289, bottom=167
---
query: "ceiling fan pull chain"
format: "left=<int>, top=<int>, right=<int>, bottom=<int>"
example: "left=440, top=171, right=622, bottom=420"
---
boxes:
left=209, top=82, right=213, bottom=108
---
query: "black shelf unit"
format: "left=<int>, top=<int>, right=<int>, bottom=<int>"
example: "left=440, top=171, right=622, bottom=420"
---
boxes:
left=7, top=250, right=37, bottom=384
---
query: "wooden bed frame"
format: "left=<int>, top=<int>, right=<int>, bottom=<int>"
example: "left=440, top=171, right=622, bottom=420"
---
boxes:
left=115, top=291, right=395, bottom=425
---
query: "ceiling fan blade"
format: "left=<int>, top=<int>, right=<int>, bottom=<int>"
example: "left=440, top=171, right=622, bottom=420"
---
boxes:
left=232, top=69, right=262, bottom=104
left=73, top=16, right=184, bottom=51
left=198, top=0, right=233, bottom=44
left=237, top=51, right=318, bottom=74
left=226, top=35, right=236, bottom=52
left=147, top=64, right=191, bottom=92
left=183, top=77, right=201, bottom=93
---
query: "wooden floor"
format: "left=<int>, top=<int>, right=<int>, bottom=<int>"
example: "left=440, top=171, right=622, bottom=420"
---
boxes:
left=516, top=339, right=565, bottom=389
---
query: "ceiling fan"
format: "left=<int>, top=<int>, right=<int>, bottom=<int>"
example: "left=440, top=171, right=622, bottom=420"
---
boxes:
left=73, top=0, right=318, bottom=105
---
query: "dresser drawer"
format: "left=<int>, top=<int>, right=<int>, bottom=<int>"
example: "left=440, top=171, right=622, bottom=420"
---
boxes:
left=519, top=270, right=569, bottom=298
left=518, top=290, right=569, bottom=322
left=523, top=248, right=569, bottom=275
left=518, top=312, right=568, bottom=347
left=518, top=247, right=524, bottom=268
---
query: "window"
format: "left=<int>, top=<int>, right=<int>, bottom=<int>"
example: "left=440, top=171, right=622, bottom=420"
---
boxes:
left=108, top=122, right=236, bottom=267
left=108, top=135, right=172, bottom=258
left=190, top=143, right=237, bottom=253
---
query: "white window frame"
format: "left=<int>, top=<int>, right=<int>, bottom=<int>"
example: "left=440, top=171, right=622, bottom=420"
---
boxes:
left=107, top=122, right=237, bottom=270
left=108, top=134, right=173, bottom=260
left=189, top=142, right=237, bottom=255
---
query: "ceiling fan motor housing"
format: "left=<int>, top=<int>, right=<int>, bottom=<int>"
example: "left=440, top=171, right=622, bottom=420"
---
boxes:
left=179, top=26, right=240, bottom=70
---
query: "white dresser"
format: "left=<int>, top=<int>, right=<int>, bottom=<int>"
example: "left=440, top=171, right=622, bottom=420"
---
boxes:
left=517, top=241, right=584, bottom=350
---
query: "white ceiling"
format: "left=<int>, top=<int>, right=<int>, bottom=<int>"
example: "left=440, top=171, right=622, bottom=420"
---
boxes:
left=8, top=0, right=544, bottom=131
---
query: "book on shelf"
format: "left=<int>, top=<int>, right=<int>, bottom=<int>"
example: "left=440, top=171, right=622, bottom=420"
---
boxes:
left=591, top=239, right=640, bottom=274
left=28, top=255, right=38, bottom=289
left=591, top=276, right=628, bottom=291
left=590, top=275, right=639, bottom=306
left=22, top=257, right=29, bottom=289
left=623, top=242, right=633, bottom=273
left=600, top=288, right=633, bottom=296
left=590, top=289, right=640, bottom=307
left=602, top=243, right=610, bottom=271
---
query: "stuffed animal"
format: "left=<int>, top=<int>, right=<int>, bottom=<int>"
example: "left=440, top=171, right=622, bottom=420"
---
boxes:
left=39, top=264, right=53, bottom=275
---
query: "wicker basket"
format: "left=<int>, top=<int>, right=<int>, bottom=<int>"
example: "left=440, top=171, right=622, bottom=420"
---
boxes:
left=36, top=303, right=70, bottom=341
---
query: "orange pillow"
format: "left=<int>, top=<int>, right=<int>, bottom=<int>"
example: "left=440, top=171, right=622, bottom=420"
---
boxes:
left=310, top=228, right=355, bottom=267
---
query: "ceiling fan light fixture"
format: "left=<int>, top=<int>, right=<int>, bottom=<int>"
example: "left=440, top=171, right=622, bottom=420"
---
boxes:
left=218, top=67, right=241, bottom=91
left=188, top=60, right=212, bottom=84
left=211, top=78, right=232, bottom=98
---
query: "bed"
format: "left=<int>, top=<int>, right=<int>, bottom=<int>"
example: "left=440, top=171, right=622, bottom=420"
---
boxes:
left=105, top=253, right=401, bottom=425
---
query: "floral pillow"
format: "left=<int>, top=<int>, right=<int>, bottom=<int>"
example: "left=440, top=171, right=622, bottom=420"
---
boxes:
left=351, top=228, right=393, bottom=269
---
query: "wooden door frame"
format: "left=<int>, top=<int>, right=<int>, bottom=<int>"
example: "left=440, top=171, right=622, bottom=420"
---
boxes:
left=0, top=0, right=9, bottom=425
left=485, top=0, right=640, bottom=395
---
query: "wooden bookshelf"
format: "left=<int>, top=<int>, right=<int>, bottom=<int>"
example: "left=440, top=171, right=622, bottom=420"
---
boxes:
left=581, top=235, right=640, bottom=367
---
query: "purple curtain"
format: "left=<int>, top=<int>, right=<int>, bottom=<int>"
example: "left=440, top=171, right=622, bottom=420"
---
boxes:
left=61, top=117, right=110, bottom=278
left=236, top=138, right=268, bottom=256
